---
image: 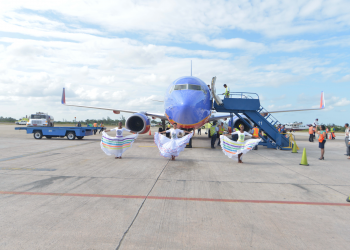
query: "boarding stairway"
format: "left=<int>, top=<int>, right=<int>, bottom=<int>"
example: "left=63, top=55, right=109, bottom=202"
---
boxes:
left=213, top=92, right=290, bottom=150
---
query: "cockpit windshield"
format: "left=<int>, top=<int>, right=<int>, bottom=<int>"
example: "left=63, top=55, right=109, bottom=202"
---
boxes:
left=170, top=84, right=205, bottom=93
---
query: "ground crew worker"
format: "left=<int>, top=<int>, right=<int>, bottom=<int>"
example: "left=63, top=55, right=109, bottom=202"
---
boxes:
left=330, top=125, right=335, bottom=139
left=93, top=122, right=97, bottom=135
left=210, top=121, right=219, bottom=148
left=217, top=122, right=225, bottom=146
left=326, top=127, right=329, bottom=139
left=261, top=130, right=267, bottom=141
left=251, top=125, right=259, bottom=150
left=197, top=126, right=201, bottom=135
left=206, top=123, right=212, bottom=138
left=223, top=84, right=230, bottom=98
left=309, top=125, right=314, bottom=142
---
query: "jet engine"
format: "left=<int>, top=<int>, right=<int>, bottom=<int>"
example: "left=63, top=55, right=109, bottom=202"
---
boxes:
left=229, top=115, right=253, bottom=132
left=125, top=113, right=150, bottom=134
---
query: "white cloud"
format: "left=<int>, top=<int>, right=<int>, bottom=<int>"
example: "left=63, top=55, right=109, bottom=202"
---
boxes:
left=337, top=74, right=350, bottom=82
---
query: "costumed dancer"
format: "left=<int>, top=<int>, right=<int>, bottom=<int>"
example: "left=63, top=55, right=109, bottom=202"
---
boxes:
left=101, top=122, right=138, bottom=159
left=220, top=124, right=261, bottom=163
left=154, top=123, right=193, bottom=161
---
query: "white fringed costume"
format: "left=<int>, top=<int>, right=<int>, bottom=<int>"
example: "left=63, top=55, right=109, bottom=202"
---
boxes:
left=100, top=128, right=138, bottom=157
left=154, top=129, right=193, bottom=158
left=220, top=131, right=261, bottom=162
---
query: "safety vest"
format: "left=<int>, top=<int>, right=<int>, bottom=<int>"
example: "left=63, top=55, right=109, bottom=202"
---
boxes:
left=224, top=87, right=230, bottom=97
left=93, top=123, right=97, bottom=127
left=309, top=126, right=313, bottom=134
left=210, top=125, right=217, bottom=136
left=326, top=128, right=329, bottom=133
left=167, top=124, right=171, bottom=128
left=252, top=128, right=259, bottom=137
left=278, top=127, right=281, bottom=132
left=219, top=126, right=225, bottom=134
left=331, top=128, right=334, bottom=132
left=235, top=128, right=239, bottom=131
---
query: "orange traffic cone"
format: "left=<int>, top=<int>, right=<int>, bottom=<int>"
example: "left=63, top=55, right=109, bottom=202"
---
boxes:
left=149, top=129, right=151, bottom=135
left=328, top=134, right=332, bottom=139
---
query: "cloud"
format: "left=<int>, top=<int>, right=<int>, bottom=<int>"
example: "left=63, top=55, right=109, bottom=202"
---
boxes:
left=192, top=35, right=267, bottom=52
left=337, top=74, right=350, bottom=82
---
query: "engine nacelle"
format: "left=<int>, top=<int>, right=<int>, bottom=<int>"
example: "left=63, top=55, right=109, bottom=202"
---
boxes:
left=228, top=115, right=253, bottom=132
left=126, top=113, right=150, bottom=134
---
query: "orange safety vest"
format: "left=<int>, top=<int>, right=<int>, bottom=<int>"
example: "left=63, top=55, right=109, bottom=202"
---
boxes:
left=318, top=133, right=324, bottom=142
left=278, top=127, right=281, bottom=132
left=326, top=128, right=329, bottom=133
left=93, top=123, right=97, bottom=127
left=309, top=126, right=313, bottom=134
left=252, top=128, right=259, bottom=137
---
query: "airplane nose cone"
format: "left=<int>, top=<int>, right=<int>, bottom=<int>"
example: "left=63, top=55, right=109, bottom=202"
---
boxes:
left=173, top=104, right=195, bottom=125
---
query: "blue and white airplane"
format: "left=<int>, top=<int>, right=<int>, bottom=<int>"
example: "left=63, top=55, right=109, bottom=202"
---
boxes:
left=61, top=76, right=324, bottom=134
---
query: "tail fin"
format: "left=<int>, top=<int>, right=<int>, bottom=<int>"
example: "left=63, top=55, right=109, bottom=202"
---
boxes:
left=320, top=91, right=325, bottom=109
left=61, top=88, right=66, bottom=104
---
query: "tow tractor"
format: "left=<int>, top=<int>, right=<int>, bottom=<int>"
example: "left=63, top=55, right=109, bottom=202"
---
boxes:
left=15, top=126, right=102, bottom=140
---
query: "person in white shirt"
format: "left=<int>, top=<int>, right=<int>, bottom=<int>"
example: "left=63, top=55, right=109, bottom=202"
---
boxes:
left=345, top=123, right=349, bottom=157
left=220, top=124, right=261, bottom=163
left=101, top=122, right=138, bottom=159
left=155, top=123, right=193, bottom=161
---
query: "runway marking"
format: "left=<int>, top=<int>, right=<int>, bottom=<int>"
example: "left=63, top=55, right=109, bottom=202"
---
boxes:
left=0, top=142, right=95, bottom=162
left=0, top=191, right=349, bottom=207
left=0, top=167, right=56, bottom=171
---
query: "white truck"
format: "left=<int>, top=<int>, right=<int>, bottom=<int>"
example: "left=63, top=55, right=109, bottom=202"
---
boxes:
left=27, top=112, right=55, bottom=127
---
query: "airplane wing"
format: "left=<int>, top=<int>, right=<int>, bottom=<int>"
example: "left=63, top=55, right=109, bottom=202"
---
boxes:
left=266, top=91, right=325, bottom=114
left=208, top=114, right=231, bottom=121
left=61, top=88, right=167, bottom=120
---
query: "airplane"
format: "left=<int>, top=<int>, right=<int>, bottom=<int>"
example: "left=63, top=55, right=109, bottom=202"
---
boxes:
left=284, top=122, right=312, bottom=131
left=61, top=76, right=325, bottom=139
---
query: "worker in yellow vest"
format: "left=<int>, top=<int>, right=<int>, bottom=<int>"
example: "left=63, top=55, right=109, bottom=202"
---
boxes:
left=330, top=125, right=336, bottom=139
left=223, top=84, right=230, bottom=98
left=217, top=122, right=225, bottom=146
left=251, top=125, right=260, bottom=150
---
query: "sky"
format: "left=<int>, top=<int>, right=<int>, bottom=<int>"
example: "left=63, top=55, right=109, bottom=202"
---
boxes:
left=0, top=0, right=349, bottom=125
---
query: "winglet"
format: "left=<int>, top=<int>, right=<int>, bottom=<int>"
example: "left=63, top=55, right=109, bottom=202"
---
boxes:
left=61, top=88, right=66, bottom=104
left=320, top=91, right=325, bottom=109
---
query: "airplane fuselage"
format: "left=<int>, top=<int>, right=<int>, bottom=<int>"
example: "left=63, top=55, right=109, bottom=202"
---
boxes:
left=164, top=76, right=212, bottom=129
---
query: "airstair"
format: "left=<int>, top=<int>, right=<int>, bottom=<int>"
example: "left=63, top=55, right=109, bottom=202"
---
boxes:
left=213, top=92, right=291, bottom=150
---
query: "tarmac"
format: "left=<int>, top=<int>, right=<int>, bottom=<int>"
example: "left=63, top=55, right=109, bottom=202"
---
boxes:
left=0, top=124, right=349, bottom=250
